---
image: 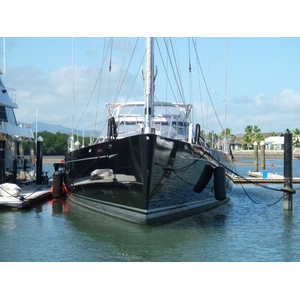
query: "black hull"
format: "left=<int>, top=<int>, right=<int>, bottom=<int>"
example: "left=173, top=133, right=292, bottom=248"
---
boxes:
left=64, top=134, right=233, bottom=224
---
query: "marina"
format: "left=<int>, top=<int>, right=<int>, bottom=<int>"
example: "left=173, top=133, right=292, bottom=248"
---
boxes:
left=0, top=44, right=299, bottom=300
left=0, top=157, right=300, bottom=262
left=0, top=63, right=298, bottom=260
left=1, top=9, right=300, bottom=298
left=1, top=37, right=300, bottom=263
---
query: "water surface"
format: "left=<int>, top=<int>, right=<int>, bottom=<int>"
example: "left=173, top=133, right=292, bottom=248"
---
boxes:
left=1, top=159, right=300, bottom=262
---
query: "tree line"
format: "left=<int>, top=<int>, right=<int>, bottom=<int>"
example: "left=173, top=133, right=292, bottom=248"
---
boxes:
left=25, top=126, right=300, bottom=156
left=32, top=131, right=90, bottom=155
left=206, top=125, right=300, bottom=150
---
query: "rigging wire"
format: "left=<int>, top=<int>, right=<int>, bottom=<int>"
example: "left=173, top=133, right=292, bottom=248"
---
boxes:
left=155, top=38, right=179, bottom=104
left=162, top=38, right=186, bottom=105
left=92, top=37, right=104, bottom=142
left=109, top=37, right=113, bottom=72
left=124, top=48, right=145, bottom=103
left=106, top=38, right=112, bottom=104
left=191, top=38, right=224, bottom=132
left=194, top=39, right=204, bottom=135
left=169, top=38, right=186, bottom=105
left=112, top=38, right=140, bottom=105
left=74, top=39, right=112, bottom=130
left=155, top=37, right=190, bottom=123
left=188, top=37, right=192, bottom=73
left=99, top=37, right=113, bottom=140
left=164, top=38, right=169, bottom=105
left=188, top=38, right=194, bottom=122
left=112, top=38, right=131, bottom=104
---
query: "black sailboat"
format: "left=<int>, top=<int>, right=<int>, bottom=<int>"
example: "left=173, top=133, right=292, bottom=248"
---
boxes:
left=64, top=37, right=233, bottom=224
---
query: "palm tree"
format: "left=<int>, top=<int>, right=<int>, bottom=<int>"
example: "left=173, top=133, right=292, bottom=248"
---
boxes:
left=242, top=125, right=264, bottom=149
left=292, top=128, right=300, bottom=148
left=242, top=125, right=254, bottom=149
left=241, top=134, right=253, bottom=150
left=245, top=125, right=253, bottom=135
left=253, top=125, right=265, bottom=143
left=219, top=128, right=231, bottom=140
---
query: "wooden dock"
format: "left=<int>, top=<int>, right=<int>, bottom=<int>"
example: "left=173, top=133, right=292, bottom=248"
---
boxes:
left=228, top=172, right=300, bottom=184
left=0, top=181, right=52, bottom=210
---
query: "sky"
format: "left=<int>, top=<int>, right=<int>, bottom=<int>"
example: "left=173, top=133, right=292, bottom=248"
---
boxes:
left=1, top=1, right=300, bottom=137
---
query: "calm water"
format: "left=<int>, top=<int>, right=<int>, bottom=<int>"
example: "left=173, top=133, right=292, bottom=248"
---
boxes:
left=1, top=158, right=300, bottom=262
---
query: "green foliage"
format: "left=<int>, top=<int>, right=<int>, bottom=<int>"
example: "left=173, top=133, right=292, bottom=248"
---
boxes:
left=219, top=128, right=231, bottom=140
left=292, top=128, right=300, bottom=148
left=207, top=131, right=219, bottom=148
left=34, top=131, right=90, bottom=155
left=241, top=125, right=264, bottom=149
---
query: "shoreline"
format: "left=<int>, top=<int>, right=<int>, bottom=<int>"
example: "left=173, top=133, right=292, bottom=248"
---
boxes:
left=42, top=156, right=65, bottom=165
left=41, top=151, right=288, bottom=165
left=231, top=150, right=290, bottom=159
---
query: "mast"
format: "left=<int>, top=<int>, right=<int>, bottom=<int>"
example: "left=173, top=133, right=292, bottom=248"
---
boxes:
left=70, top=37, right=75, bottom=151
left=223, top=37, right=228, bottom=153
left=144, top=37, right=154, bottom=134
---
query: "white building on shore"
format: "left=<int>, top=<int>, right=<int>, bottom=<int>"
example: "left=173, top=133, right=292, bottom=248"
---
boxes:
left=264, top=136, right=284, bottom=150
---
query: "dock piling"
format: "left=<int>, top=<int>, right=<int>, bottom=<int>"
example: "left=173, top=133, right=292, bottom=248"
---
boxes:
left=36, top=136, right=43, bottom=185
left=283, top=133, right=294, bottom=210
left=12, top=159, right=17, bottom=183
left=254, top=141, right=258, bottom=172
left=260, top=141, right=265, bottom=171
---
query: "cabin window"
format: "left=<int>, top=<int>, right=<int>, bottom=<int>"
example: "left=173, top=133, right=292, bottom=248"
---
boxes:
left=0, top=106, right=7, bottom=121
left=5, top=107, right=17, bottom=125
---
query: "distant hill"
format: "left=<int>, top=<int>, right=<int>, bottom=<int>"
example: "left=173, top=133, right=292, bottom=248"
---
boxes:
left=31, top=122, right=73, bottom=134
left=30, top=122, right=101, bottom=136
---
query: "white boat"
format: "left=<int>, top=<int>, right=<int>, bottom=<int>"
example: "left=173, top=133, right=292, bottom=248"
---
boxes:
left=64, top=37, right=234, bottom=225
left=0, top=69, right=35, bottom=183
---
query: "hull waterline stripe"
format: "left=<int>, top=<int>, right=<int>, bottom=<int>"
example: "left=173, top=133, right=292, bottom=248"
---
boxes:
left=65, top=154, right=117, bottom=164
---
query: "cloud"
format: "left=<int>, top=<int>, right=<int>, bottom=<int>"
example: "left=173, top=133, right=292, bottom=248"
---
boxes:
left=7, top=64, right=89, bottom=130
left=228, top=89, right=300, bottom=134
left=7, top=62, right=143, bottom=133
left=6, top=60, right=300, bottom=138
